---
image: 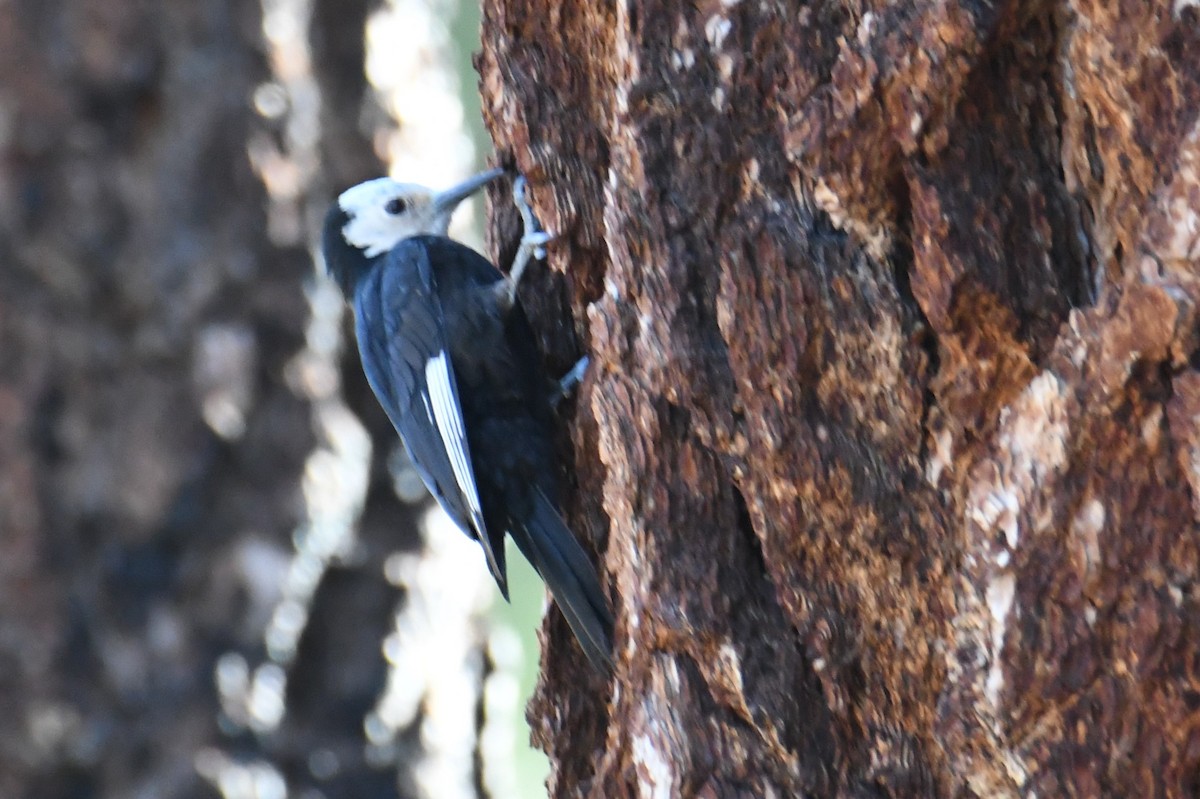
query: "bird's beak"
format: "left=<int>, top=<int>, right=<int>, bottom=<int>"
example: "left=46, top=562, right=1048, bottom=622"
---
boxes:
left=432, top=168, right=506, bottom=216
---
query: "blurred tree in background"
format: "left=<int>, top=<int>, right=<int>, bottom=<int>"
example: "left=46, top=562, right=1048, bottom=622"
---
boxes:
left=0, top=0, right=539, bottom=797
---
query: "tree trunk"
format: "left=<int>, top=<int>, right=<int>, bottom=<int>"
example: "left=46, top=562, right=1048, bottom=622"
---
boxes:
left=479, top=1, right=1200, bottom=796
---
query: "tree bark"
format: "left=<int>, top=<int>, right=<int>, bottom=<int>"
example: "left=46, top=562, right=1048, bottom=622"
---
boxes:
left=479, top=1, right=1200, bottom=796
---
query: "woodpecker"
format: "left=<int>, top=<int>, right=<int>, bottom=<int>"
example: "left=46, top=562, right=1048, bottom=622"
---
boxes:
left=322, top=168, right=613, bottom=670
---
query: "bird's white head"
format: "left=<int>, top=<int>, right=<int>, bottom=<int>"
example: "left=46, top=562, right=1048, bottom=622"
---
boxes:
left=336, top=168, right=505, bottom=258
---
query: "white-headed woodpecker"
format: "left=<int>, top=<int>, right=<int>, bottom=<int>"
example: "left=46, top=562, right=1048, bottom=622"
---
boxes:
left=322, top=169, right=613, bottom=670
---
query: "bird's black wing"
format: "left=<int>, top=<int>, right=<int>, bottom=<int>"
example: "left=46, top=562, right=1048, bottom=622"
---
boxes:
left=353, top=238, right=508, bottom=595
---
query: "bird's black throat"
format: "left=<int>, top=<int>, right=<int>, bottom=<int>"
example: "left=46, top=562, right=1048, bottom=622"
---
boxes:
left=321, top=204, right=376, bottom=298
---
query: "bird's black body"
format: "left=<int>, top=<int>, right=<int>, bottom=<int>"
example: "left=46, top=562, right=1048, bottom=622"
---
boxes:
left=322, top=190, right=612, bottom=670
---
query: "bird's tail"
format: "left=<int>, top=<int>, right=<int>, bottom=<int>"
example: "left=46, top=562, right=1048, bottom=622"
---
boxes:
left=511, top=488, right=614, bottom=671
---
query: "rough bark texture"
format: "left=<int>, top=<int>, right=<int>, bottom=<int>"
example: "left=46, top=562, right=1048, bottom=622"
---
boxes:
left=479, top=1, right=1200, bottom=796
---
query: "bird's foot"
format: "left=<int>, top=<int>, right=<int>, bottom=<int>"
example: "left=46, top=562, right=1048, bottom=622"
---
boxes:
left=513, top=175, right=554, bottom=259
left=551, top=355, right=590, bottom=409
left=500, top=176, right=555, bottom=310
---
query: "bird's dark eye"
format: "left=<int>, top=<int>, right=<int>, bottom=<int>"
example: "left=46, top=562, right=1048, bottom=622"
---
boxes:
left=385, top=197, right=407, bottom=215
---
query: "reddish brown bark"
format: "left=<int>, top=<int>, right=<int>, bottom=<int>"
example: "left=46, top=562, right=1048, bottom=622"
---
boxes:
left=479, top=1, right=1200, bottom=796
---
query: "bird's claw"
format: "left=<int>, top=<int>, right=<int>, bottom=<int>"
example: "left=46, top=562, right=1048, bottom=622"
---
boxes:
left=504, top=175, right=556, bottom=307
left=521, top=229, right=553, bottom=261
left=551, top=355, right=590, bottom=409
left=513, top=176, right=554, bottom=253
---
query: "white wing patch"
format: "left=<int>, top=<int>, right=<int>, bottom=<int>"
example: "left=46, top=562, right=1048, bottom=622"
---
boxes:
left=424, top=351, right=485, bottom=524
